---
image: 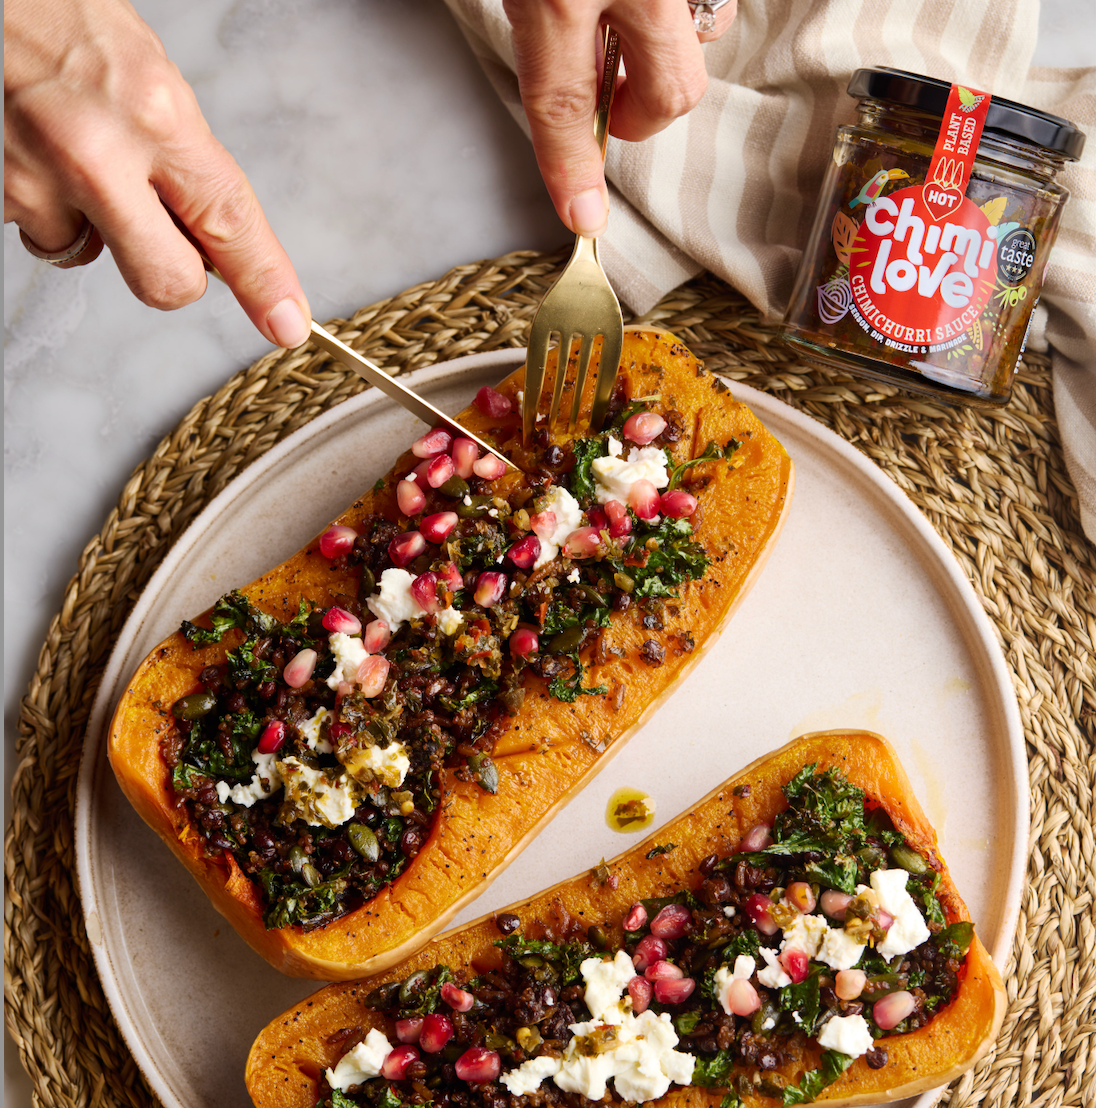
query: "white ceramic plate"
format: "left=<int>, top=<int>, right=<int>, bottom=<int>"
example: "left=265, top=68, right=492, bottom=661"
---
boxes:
left=76, top=349, right=1025, bottom=1108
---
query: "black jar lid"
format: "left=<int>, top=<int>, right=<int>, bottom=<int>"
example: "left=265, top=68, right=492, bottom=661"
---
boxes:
left=848, top=67, right=1085, bottom=161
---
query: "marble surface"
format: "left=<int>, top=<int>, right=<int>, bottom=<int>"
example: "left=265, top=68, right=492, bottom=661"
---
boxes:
left=4, top=0, right=1092, bottom=1102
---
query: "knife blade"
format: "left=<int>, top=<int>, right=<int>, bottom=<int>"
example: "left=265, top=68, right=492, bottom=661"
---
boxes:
left=308, top=322, right=517, bottom=471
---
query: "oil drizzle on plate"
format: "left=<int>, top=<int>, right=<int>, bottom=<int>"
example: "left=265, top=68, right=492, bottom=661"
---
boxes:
left=606, top=787, right=655, bottom=833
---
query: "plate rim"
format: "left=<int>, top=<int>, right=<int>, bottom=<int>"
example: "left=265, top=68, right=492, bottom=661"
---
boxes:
left=75, top=348, right=1026, bottom=1108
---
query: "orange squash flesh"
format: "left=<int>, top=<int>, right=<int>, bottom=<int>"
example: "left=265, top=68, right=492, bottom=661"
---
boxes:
left=107, top=329, right=794, bottom=979
left=245, top=730, right=1005, bottom=1108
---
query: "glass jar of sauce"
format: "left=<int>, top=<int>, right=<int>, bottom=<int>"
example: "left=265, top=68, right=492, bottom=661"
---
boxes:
left=782, top=67, right=1085, bottom=406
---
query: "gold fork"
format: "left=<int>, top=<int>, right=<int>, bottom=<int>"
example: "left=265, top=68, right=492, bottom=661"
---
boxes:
left=522, top=27, right=624, bottom=444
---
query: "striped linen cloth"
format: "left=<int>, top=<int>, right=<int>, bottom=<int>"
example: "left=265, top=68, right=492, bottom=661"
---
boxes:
left=444, top=0, right=1096, bottom=543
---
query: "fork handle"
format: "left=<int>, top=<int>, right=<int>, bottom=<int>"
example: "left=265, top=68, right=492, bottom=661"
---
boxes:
left=595, top=28, right=621, bottom=156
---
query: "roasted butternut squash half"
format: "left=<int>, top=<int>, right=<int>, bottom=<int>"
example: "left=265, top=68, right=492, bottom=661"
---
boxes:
left=108, top=329, right=793, bottom=979
left=245, top=731, right=1005, bottom=1108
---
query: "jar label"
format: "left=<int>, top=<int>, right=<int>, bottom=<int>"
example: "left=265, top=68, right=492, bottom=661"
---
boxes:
left=844, top=82, right=998, bottom=352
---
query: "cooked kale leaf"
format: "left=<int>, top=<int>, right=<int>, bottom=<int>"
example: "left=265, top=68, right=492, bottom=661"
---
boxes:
left=781, top=1050, right=855, bottom=1105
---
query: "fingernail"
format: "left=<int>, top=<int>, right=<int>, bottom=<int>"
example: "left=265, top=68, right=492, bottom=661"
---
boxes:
left=569, top=188, right=609, bottom=237
left=267, top=298, right=309, bottom=348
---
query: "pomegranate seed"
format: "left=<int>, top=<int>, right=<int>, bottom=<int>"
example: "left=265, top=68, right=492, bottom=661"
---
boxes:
left=389, top=531, right=427, bottom=566
left=649, top=903, right=692, bottom=939
left=409, top=459, right=432, bottom=491
left=660, top=490, right=698, bottom=518
left=452, top=437, right=480, bottom=478
left=472, top=453, right=507, bottom=480
left=563, top=526, right=602, bottom=558
left=473, top=386, right=511, bottom=418
left=439, top=562, right=464, bottom=592
left=356, top=655, right=391, bottom=698
left=509, top=628, right=539, bottom=657
left=411, top=428, right=453, bottom=459
left=644, top=960, right=684, bottom=982
left=382, top=1045, right=419, bottom=1081
left=836, top=969, right=867, bottom=1000
left=363, top=619, right=391, bottom=653
left=820, top=890, right=853, bottom=920
left=427, top=454, right=456, bottom=488
left=628, top=478, right=661, bottom=521
left=654, top=977, right=695, bottom=1004
left=329, top=719, right=352, bottom=743
left=623, top=904, right=647, bottom=931
left=586, top=505, right=609, bottom=532
left=395, top=1018, right=423, bottom=1044
left=726, top=978, right=761, bottom=1016
left=454, top=1046, right=501, bottom=1084
left=530, top=511, right=557, bottom=540
left=420, top=511, right=459, bottom=543
left=419, top=1013, right=454, bottom=1053
left=745, top=893, right=780, bottom=936
left=604, top=499, right=632, bottom=537
left=786, top=881, right=817, bottom=914
left=877, top=908, right=896, bottom=931
left=506, top=534, right=541, bottom=569
left=441, top=982, right=475, bottom=1012
left=397, top=478, right=426, bottom=516
left=632, top=935, right=667, bottom=971
left=740, top=823, right=774, bottom=852
left=410, top=571, right=441, bottom=613
left=628, top=976, right=653, bottom=1014
left=256, top=721, right=286, bottom=755
left=474, top=571, right=507, bottom=608
left=319, top=525, right=357, bottom=559
left=623, top=411, right=667, bottom=445
left=283, top=648, right=317, bottom=688
left=779, top=947, right=810, bottom=984
left=874, top=990, right=917, bottom=1030
left=322, top=607, right=362, bottom=635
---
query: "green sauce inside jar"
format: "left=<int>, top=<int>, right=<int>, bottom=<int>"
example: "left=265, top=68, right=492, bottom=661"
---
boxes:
left=782, top=67, right=1085, bottom=406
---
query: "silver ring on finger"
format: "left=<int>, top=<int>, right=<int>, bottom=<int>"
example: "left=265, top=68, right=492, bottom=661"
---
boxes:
left=688, top=0, right=732, bottom=35
left=19, top=217, right=96, bottom=265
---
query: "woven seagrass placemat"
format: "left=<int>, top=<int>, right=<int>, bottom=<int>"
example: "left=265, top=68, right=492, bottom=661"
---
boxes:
left=6, top=249, right=1094, bottom=1108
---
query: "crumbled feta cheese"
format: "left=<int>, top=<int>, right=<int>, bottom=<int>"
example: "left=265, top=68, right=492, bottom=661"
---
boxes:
left=580, top=950, right=636, bottom=1023
left=342, top=741, right=410, bottom=789
left=816, top=1014, right=875, bottom=1058
left=326, top=632, right=369, bottom=690
left=713, top=955, right=756, bottom=1016
left=463, top=494, right=472, bottom=506
left=214, top=749, right=283, bottom=807
left=592, top=442, right=670, bottom=505
left=501, top=1055, right=561, bottom=1096
left=757, top=946, right=792, bottom=989
left=326, top=1029, right=393, bottom=1090
left=555, top=1010, right=694, bottom=1102
left=436, top=606, right=464, bottom=636
left=818, top=924, right=866, bottom=971
left=762, top=1016, right=776, bottom=1031
left=723, top=906, right=736, bottom=918
left=367, top=568, right=423, bottom=630
left=780, top=911, right=830, bottom=959
left=297, top=706, right=334, bottom=753
left=567, top=568, right=581, bottom=583
left=872, top=868, right=931, bottom=958
left=532, top=484, right=585, bottom=568
left=278, top=757, right=358, bottom=828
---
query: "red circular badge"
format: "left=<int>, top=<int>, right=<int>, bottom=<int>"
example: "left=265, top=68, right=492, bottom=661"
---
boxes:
left=847, top=185, right=997, bottom=348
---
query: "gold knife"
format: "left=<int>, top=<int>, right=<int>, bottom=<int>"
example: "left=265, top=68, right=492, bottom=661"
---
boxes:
left=182, top=220, right=518, bottom=471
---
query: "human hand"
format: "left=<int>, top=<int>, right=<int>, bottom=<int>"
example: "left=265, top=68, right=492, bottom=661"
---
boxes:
left=503, top=0, right=736, bottom=237
left=4, top=0, right=311, bottom=348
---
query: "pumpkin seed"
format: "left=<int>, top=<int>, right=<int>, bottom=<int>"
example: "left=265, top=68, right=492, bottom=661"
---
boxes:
left=172, top=691, right=217, bottom=720
left=348, top=822, right=380, bottom=862
left=889, top=843, right=930, bottom=874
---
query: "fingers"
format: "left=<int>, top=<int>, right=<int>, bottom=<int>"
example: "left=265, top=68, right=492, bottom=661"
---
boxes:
left=505, top=0, right=730, bottom=237
left=4, top=0, right=310, bottom=348
left=505, top=1, right=612, bottom=237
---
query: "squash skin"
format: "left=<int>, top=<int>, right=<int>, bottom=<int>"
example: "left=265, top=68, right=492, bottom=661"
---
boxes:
left=107, top=329, right=794, bottom=980
left=244, top=730, right=1006, bottom=1108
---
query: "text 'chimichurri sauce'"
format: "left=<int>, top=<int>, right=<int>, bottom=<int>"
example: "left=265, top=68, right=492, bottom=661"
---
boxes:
left=783, top=67, right=1085, bottom=406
